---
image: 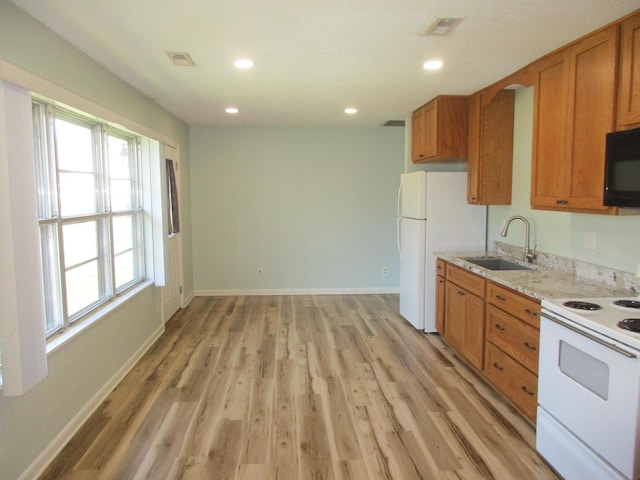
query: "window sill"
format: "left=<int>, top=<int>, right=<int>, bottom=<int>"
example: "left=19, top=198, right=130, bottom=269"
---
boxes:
left=46, top=280, right=155, bottom=356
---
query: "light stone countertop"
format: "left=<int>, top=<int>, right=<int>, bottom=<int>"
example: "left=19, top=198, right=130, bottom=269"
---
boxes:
left=436, top=243, right=637, bottom=301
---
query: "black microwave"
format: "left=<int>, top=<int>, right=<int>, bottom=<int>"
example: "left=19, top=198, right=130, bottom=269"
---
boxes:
left=604, top=127, right=640, bottom=208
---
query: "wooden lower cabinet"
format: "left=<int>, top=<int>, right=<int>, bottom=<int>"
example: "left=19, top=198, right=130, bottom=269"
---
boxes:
left=486, top=305, right=539, bottom=374
left=437, top=260, right=541, bottom=422
left=485, top=343, right=538, bottom=421
left=443, top=265, right=485, bottom=370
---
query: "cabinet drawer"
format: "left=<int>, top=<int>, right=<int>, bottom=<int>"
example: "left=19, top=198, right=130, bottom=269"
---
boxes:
left=486, top=305, right=540, bottom=374
left=436, top=258, right=446, bottom=276
left=446, top=264, right=485, bottom=298
left=485, top=343, right=538, bottom=422
left=487, top=282, right=540, bottom=328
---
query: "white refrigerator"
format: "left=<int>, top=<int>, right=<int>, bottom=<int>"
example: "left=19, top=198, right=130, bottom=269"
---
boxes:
left=397, top=171, right=487, bottom=332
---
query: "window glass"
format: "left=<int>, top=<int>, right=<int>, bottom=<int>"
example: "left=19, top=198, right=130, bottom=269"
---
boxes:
left=59, top=172, right=97, bottom=216
left=55, top=118, right=94, bottom=172
left=66, top=261, right=100, bottom=317
left=63, top=221, right=98, bottom=268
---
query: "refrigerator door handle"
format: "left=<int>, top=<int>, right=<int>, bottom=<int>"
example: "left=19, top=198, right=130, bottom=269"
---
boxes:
left=397, top=217, right=402, bottom=258
left=397, top=181, right=403, bottom=217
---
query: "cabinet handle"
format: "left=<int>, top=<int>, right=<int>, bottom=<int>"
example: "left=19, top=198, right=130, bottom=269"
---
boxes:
left=495, top=324, right=506, bottom=331
left=521, top=386, right=535, bottom=397
left=492, top=362, right=504, bottom=371
left=495, top=295, right=506, bottom=302
left=524, top=342, right=537, bottom=351
left=458, top=290, right=466, bottom=296
left=525, top=308, right=538, bottom=317
left=556, top=199, right=568, bottom=205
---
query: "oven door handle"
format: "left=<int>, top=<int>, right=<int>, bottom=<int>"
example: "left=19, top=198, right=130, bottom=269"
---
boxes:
left=540, top=311, right=638, bottom=359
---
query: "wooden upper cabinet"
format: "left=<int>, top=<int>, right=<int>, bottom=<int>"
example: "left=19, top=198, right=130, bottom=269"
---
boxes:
left=618, top=11, right=640, bottom=128
left=411, top=95, right=469, bottom=163
left=467, top=89, right=515, bottom=205
left=531, top=26, right=618, bottom=214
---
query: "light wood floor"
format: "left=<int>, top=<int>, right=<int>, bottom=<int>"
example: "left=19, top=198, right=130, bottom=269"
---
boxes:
left=40, top=294, right=559, bottom=479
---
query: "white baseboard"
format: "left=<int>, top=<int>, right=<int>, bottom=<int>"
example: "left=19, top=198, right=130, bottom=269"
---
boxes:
left=195, top=287, right=400, bottom=296
left=20, top=323, right=165, bottom=480
left=182, top=290, right=196, bottom=307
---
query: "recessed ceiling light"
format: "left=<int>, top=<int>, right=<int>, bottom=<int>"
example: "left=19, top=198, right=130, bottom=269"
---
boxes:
left=344, top=107, right=358, bottom=115
left=423, top=59, right=444, bottom=70
left=166, top=51, right=196, bottom=67
left=234, top=59, right=255, bottom=69
left=225, top=107, right=239, bottom=114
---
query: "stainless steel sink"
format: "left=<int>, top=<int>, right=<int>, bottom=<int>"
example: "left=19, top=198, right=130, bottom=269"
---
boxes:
left=463, top=257, right=533, bottom=271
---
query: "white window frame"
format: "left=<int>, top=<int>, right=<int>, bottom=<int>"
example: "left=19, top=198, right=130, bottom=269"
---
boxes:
left=32, top=99, right=146, bottom=339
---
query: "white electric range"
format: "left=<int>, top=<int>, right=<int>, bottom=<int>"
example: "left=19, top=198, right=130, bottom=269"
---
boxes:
left=538, top=296, right=640, bottom=480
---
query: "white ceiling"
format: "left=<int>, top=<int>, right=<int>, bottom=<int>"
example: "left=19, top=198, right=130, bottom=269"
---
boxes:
left=10, top=0, right=639, bottom=127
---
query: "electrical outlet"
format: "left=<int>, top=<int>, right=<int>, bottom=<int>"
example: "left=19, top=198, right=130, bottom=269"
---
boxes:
left=584, top=232, right=596, bottom=250
left=382, top=267, right=388, bottom=275
left=258, top=268, right=264, bottom=277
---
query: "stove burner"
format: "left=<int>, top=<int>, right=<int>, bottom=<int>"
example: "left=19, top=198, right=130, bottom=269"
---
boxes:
left=613, top=299, right=640, bottom=309
left=562, top=300, right=603, bottom=311
left=618, top=318, right=640, bottom=333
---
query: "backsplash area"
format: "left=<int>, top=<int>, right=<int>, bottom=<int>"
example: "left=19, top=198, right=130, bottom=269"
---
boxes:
left=495, top=241, right=640, bottom=294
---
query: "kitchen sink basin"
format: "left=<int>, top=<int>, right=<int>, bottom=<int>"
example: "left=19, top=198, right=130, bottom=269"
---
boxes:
left=463, top=257, right=533, bottom=271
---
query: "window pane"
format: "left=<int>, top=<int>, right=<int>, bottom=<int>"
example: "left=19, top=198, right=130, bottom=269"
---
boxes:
left=110, top=179, right=132, bottom=211
left=55, top=118, right=94, bottom=172
left=112, top=215, right=132, bottom=254
left=63, top=221, right=98, bottom=267
left=114, top=251, right=134, bottom=289
left=60, top=172, right=97, bottom=216
left=108, top=136, right=130, bottom=179
left=66, top=261, right=100, bottom=317
left=40, top=224, right=64, bottom=334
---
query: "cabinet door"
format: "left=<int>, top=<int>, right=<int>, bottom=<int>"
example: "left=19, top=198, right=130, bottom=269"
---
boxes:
left=617, top=12, right=640, bottom=127
left=565, top=26, right=618, bottom=211
left=531, top=50, right=570, bottom=208
left=444, top=281, right=465, bottom=352
left=462, top=292, right=485, bottom=370
left=444, top=281, right=485, bottom=370
left=436, top=275, right=446, bottom=334
left=532, top=27, right=618, bottom=213
left=411, top=108, right=425, bottom=162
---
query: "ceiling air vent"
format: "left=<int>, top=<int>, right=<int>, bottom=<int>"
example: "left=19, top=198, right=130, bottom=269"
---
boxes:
left=382, top=120, right=405, bottom=127
left=425, top=17, right=463, bottom=36
left=166, top=51, right=196, bottom=67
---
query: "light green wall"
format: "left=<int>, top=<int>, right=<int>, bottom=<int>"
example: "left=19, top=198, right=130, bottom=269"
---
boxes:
left=190, top=126, right=404, bottom=291
left=488, top=87, right=640, bottom=273
left=0, top=2, right=191, bottom=478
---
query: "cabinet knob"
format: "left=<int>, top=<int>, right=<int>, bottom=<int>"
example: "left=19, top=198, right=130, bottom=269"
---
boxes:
left=524, top=342, right=537, bottom=351
left=492, top=362, right=504, bottom=371
left=495, top=324, right=506, bottom=331
left=521, top=386, right=535, bottom=397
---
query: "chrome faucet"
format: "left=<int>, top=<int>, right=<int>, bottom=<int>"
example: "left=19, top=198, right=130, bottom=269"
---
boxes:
left=500, top=215, right=536, bottom=263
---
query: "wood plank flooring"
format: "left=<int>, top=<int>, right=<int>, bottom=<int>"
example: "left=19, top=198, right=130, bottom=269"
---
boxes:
left=40, top=294, right=559, bottom=479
